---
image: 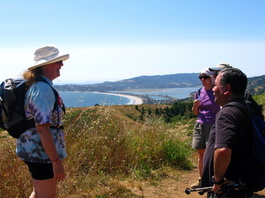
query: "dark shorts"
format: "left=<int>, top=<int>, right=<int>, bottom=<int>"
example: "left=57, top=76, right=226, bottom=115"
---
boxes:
left=192, top=123, right=213, bottom=150
left=24, top=161, right=54, bottom=180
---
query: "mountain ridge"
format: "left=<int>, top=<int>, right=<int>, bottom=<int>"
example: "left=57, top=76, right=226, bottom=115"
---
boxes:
left=54, top=73, right=265, bottom=95
left=54, top=73, right=201, bottom=92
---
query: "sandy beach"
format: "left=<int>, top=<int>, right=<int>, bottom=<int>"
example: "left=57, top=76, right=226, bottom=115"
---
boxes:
left=95, top=92, right=143, bottom=105
left=121, top=94, right=143, bottom=105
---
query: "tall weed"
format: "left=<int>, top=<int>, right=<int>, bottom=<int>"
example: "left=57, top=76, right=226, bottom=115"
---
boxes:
left=0, top=135, right=31, bottom=197
left=0, top=105, right=193, bottom=197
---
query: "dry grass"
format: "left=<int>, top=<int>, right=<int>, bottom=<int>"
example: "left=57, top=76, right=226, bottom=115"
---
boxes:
left=0, top=134, right=32, bottom=197
left=0, top=104, right=195, bottom=198
left=2, top=96, right=265, bottom=198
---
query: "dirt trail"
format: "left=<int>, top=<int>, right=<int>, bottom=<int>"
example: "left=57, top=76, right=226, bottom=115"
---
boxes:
left=127, top=168, right=203, bottom=198
left=125, top=124, right=265, bottom=197
left=126, top=167, right=265, bottom=198
left=125, top=156, right=265, bottom=198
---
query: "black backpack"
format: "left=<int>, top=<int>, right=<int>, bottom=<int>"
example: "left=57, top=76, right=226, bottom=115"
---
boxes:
left=0, top=78, right=59, bottom=138
left=227, top=93, right=265, bottom=192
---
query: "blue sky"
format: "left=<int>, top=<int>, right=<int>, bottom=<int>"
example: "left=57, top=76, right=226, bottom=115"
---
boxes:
left=1, top=0, right=265, bottom=84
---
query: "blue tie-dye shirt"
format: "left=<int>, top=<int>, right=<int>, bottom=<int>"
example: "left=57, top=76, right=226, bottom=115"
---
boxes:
left=16, top=76, right=67, bottom=163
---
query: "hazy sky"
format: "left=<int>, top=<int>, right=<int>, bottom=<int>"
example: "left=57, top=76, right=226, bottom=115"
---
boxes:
left=1, top=0, right=265, bottom=84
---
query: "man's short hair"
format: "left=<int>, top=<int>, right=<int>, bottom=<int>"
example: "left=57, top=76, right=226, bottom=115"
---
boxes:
left=218, top=68, right=247, bottom=96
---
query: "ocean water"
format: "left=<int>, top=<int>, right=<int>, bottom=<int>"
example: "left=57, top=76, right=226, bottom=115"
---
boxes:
left=122, top=87, right=198, bottom=100
left=59, top=87, right=199, bottom=108
left=59, top=92, right=131, bottom=108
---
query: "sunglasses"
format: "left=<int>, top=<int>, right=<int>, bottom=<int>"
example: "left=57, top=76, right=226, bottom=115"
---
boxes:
left=199, top=75, right=210, bottom=80
left=56, top=60, right=63, bottom=65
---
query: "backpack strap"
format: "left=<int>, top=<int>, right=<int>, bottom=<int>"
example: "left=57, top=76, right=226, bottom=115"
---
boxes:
left=38, top=77, right=65, bottom=113
left=37, top=77, right=65, bottom=127
left=196, top=87, right=202, bottom=100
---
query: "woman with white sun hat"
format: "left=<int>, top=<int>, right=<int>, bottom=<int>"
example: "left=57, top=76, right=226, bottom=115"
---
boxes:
left=16, top=45, right=69, bottom=198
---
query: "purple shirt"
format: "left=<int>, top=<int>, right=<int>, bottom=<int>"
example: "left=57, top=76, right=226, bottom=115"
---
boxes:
left=194, top=87, right=220, bottom=124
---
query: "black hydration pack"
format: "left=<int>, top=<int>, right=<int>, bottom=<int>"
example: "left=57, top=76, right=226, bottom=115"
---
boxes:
left=227, top=93, right=265, bottom=192
left=0, top=78, right=59, bottom=138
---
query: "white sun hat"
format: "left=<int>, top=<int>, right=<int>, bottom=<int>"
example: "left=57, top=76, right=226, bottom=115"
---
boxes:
left=28, top=45, right=69, bottom=70
left=209, top=63, right=232, bottom=71
left=200, top=68, right=215, bottom=85
left=200, top=68, right=214, bottom=76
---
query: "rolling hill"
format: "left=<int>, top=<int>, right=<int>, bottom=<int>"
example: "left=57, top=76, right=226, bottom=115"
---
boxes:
left=54, top=73, right=265, bottom=95
left=55, top=73, right=200, bottom=92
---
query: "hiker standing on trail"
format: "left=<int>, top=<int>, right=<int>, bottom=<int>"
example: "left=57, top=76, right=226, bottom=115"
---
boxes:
left=16, top=45, right=69, bottom=198
left=190, top=68, right=220, bottom=189
left=201, top=68, right=254, bottom=197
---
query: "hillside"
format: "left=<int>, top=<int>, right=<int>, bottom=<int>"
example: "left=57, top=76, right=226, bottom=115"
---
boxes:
left=1, top=100, right=265, bottom=197
left=247, top=75, right=265, bottom=95
left=54, top=73, right=265, bottom=96
left=54, top=73, right=201, bottom=92
left=0, top=103, right=195, bottom=197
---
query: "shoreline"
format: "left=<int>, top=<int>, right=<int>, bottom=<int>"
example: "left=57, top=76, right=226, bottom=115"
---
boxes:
left=93, top=92, right=143, bottom=105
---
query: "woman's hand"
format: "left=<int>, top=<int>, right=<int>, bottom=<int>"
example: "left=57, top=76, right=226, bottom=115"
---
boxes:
left=192, top=99, right=201, bottom=115
left=52, top=160, right=66, bottom=181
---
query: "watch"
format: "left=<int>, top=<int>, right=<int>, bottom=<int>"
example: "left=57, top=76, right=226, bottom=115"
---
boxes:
left=212, top=176, right=225, bottom=185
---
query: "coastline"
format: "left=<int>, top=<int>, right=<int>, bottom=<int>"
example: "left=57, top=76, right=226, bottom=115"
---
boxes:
left=94, top=92, right=143, bottom=105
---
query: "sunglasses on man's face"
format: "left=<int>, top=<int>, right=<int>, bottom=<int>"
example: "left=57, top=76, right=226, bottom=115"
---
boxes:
left=56, top=60, right=63, bottom=65
left=199, top=75, right=210, bottom=80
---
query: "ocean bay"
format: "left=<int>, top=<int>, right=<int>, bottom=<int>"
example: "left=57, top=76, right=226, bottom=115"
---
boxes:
left=59, top=91, right=132, bottom=108
left=120, top=87, right=199, bottom=100
left=59, top=87, right=199, bottom=108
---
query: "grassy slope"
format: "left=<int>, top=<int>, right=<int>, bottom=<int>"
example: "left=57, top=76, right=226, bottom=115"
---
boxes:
left=0, top=104, right=195, bottom=198
left=1, top=94, right=264, bottom=198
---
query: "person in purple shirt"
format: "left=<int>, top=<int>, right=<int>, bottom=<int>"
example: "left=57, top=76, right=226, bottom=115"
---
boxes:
left=190, top=68, right=220, bottom=189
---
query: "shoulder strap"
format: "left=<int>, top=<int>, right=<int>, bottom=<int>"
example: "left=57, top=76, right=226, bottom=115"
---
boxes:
left=37, top=77, right=65, bottom=127
left=196, top=87, right=202, bottom=99
left=37, top=77, right=65, bottom=113
left=198, top=87, right=202, bottom=95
